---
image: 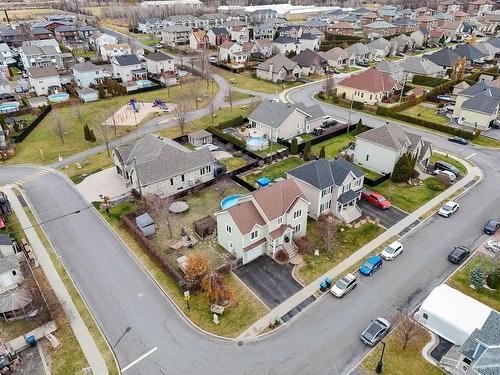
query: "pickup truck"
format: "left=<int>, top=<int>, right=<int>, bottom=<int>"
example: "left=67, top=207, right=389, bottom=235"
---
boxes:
left=361, top=189, right=391, bottom=210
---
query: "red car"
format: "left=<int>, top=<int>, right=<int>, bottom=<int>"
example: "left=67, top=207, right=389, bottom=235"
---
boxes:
left=361, top=190, right=391, bottom=210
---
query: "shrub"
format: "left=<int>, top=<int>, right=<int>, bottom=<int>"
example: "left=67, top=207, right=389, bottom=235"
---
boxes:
left=319, top=145, right=326, bottom=159
left=412, top=75, right=449, bottom=87
left=486, top=268, right=500, bottom=289
left=218, top=115, right=245, bottom=129
left=185, top=252, right=209, bottom=282
left=88, top=129, right=97, bottom=142
left=425, top=178, right=446, bottom=191
left=295, top=235, right=312, bottom=255
left=331, top=95, right=340, bottom=104
left=391, top=152, right=414, bottom=182
left=303, top=141, right=311, bottom=160
left=317, top=91, right=325, bottom=100
left=290, top=137, right=298, bottom=155
left=352, top=101, right=364, bottom=110
left=470, top=265, right=484, bottom=290
left=275, top=249, right=289, bottom=263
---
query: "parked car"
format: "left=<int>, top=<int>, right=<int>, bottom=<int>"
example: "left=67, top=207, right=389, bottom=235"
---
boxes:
left=155, top=43, right=164, bottom=49
left=381, top=241, right=403, bottom=260
left=332, top=67, right=341, bottom=74
left=360, top=317, right=391, bottom=346
left=359, top=255, right=383, bottom=276
left=331, top=273, right=357, bottom=297
left=438, top=201, right=459, bottom=217
left=485, top=240, right=500, bottom=253
left=448, top=136, right=469, bottom=145
left=357, top=61, right=369, bottom=67
left=313, top=127, right=325, bottom=135
left=447, top=246, right=470, bottom=264
left=0, top=93, right=14, bottom=101
left=434, top=160, right=460, bottom=176
left=208, top=56, right=217, bottom=63
left=434, top=170, right=456, bottom=183
left=323, top=119, right=337, bottom=128
left=361, top=190, right=391, bottom=209
left=484, top=219, right=500, bottom=235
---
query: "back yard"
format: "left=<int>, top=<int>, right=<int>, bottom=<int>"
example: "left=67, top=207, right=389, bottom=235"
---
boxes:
left=310, top=131, right=356, bottom=159
left=400, top=104, right=450, bottom=125
left=241, top=156, right=305, bottom=187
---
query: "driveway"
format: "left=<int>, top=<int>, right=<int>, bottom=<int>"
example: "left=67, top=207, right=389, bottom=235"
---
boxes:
left=76, top=167, right=129, bottom=203
left=358, top=200, right=408, bottom=228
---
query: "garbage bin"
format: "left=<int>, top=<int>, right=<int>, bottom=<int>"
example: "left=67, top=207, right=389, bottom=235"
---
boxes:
left=325, top=277, right=332, bottom=288
left=26, top=335, right=36, bottom=348
left=319, top=281, right=327, bottom=292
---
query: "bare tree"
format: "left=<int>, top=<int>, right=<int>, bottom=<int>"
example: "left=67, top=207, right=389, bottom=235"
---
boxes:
left=207, top=90, right=216, bottom=123
left=393, top=311, right=420, bottom=350
left=173, top=102, right=188, bottom=135
left=323, top=74, right=336, bottom=97
left=51, top=109, right=66, bottom=145
left=226, top=87, right=234, bottom=111
left=73, top=102, right=84, bottom=126
left=214, top=177, right=233, bottom=197
left=145, top=194, right=175, bottom=240
left=95, top=122, right=111, bottom=157
left=188, top=78, right=202, bottom=109
left=318, top=214, right=337, bottom=251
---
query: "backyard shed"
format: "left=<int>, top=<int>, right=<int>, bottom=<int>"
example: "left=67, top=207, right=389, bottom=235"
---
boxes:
left=416, top=285, right=492, bottom=345
left=135, top=213, right=156, bottom=237
left=27, top=96, right=48, bottom=108
left=78, top=87, right=99, bottom=102
left=193, top=215, right=217, bottom=239
left=188, top=130, right=213, bottom=147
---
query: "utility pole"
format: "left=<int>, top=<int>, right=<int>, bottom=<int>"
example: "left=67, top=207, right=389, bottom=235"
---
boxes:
left=133, top=157, right=143, bottom=197
left=398, top=79, right=406, bottom=104
left=347, top=93, right=354, bottom=134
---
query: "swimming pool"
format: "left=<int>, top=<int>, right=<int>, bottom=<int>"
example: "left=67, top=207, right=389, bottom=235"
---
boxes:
left=136, top=79, right=152, bottom=88
left=48, top=93, right=70, bottom=103
left=220, top=194, right=242, bottom=210
left=246, top=137, right=269, bottom=151
left=0, top=102, right=20, bottom=113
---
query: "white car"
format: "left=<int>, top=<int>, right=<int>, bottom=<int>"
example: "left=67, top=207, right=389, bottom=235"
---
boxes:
left=485, top=240, right=500, bottom=253
left=380, top=241, right=403, bottom=260
left=208, top=56, right=217, bottom=62
left=435, top=170, right=456, bottom=183
left=155, top=43, right=164, bottom=49
left=438, top=201, right=459, bottom=217
left=330, top=273, right=357, bottom=297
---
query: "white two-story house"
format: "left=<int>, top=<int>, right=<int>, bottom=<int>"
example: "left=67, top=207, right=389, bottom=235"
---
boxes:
left=144, top=52, right=175, bottom=75
left=111, top=55, right=145, bottom=83
left=215, top=179, right=309, bottom=265
left=28, top=66, right=61, bottom=96
left=72, top=61, right=104, bottom=88
left=287, top=158, right=366, bottom=223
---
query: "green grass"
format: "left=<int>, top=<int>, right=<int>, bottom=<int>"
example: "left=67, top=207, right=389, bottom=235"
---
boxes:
left=72, top=48, right=96, bottom=59
left=447, top=254, right=500, bottom=311
left=429, top=153, right=467, bottom=175
left=374, top=177, right=447, bottom=213
left=225, top=91, right=252, bottom=103
left=9, top=66, right=21, bottom=75
left=242, top=157, right=305, bottom=187
left=401, top=105, right=450, bottom=125
left=221, top=157, right=247, bottom=171
left=472, top=135, right=500, bottom=148
left=298, top=222, right=385, bottom=284
left=340, top=66, right=360, bottom=73
left=251, top=142, right=288, bottom=158
left=311, top=131, right=356, bottom=159
left=362, top=325, right=443, bottom=375
left=358, top=166, right=383, bottom=180
left=8, top=81, right=218, bottom=165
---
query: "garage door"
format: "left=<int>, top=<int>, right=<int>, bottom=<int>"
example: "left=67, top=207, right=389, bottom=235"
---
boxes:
left=244, top=243, right=265, bottom=264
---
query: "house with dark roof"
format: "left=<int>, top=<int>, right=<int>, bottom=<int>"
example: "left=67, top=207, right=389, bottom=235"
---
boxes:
left=112, top=134, right=216, bottom=198
left=111, top=55, right=145, bottom=83
left=72, top=61, right=104, bottom=88
left=255, top=54, right=300, bottom=82
left=272, top=36, right=300, bottom=55
left=354, top=124, right=432, bottom=175
left=453, top=81, right=500, bottom=130
left=291, top=49, right=327, bottom=76
left=27, top=66, right=61, bottom=96
left=206, top=27, right=231, bottom=47
left=453, top=43, right=486, bottom=63
left=425, top=47, right=461, bottom=67
left=144, top=52, right=175, bottom=76
left=215, top=179, right=310, bottom=264
left=287, top=158, right=365, bottom=222
left=248, top=99, right=325, bottom=141
left=298, top=32, right=320, bottom=52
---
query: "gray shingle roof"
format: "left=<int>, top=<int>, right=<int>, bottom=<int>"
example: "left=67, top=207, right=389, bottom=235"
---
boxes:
left=248, top=100, right=324, bottom=129
left=426, top=48, right=461, bottom=67
left=376, top=60, right=403, bottom=74
left=0, top=254, right=19, bottom=275
left=274, top=36, right=297, bottom=44
left=459, top=311, right=500, bottom=358
left=28, top=66, right=59, bottom=79
left=255, top=54, right=297, bottom=74
left=345, top=42, right=370, bottom=56
left=461, top=92, right=500, bottom=114
left=453, top=43, right=486, bottom=61
left=367, top=37, right=390, bottom=50
left=287, top=158, right=364, bottom=190
left=291, top=48, right=326, bottom=68
left=0, top=234, right=12, bottom=246
left=473, top=347, right=500, bottom=375
left=459, top=81, right=500, bottom=99
left=146, top=52, right=173, bottom=61
left=114, top=55, right=140, bottom=66
left=399, top=57, right=443, bottom=76
left=356, top=125, right=417, bottom=151
left=338, top=189, right=359, bottom=204
left=73, top=61, right=101, bottom=72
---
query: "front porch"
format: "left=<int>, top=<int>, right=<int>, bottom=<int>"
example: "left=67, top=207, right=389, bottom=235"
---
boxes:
left=268, top=225, right=298, bottom=260
left=335, top=190, right=362, bottom=223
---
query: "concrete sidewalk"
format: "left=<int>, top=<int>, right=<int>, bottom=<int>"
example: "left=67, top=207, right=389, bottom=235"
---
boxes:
left=1, top=186, right=109, bottom=375
left=237, top=154, right=481, bottom=340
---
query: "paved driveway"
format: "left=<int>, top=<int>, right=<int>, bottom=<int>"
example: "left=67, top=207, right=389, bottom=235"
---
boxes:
left=358, top=200, right=408, bottom=228
left=76, top=167, right=129, bottom=203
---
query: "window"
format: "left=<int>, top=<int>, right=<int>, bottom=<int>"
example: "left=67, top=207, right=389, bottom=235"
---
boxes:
left=228, top=240, right=233, bottom=249
left=226, top=224, right=232, bottom=234
left=12, top=270, right=16, bottom=276
left=181, top=174, right=185, bottom=182
left=422, top=313, right=428, bottom=320
left=293, top=209, right=302, bottom=219
left=370, top=94, right=372, bottom=100
left=366, top=154, right=369, bottom=162
left=278, top=216, right=283, bottom=225
left=170, top=178, right=174, bottom=186
left=321, top=186, right=332, bottom=197
left=293, top=224, right=301, bottom=234
left=251, top=229, right=259, bottom=240
left=473, top=344, right=487, bottom=360
left=320, top=200, right=331, bottom=213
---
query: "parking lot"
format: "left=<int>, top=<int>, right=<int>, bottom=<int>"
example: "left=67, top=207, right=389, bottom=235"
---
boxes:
left=358, top=200, right=408, bottom=229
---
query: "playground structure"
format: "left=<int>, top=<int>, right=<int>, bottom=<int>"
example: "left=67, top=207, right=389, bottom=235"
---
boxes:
left=103, top=99, right=175, bottom=126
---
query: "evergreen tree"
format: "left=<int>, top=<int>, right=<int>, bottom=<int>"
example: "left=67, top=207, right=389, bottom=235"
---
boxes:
left=84, top=124, right=90, bottom=141
left=303, top=141, right=311, bottom=161
left=319, top=145, right=326, bottom=159
left=356, top=119, right=364, bottom=135
left=98, top=86, right=106, bottom=99
left=391, top=152, right=412, bottom=182
left=470, top=265, right=484, bottom=289
left=290, top=137, right=298, bottom=155
left=89, top=129, right=97, bottom=142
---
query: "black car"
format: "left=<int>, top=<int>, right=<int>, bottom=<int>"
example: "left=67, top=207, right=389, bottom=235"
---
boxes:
left=483, top=219, right=500, bottom=235
left=323, top=119, right=338, bottom=128
left=448, top=246, right=470, bottom=264
left=357, top=61, right=369, bottom=67
left=313, top=127, right=324, bottom=135
left=448, top=136, right=469, bottom=145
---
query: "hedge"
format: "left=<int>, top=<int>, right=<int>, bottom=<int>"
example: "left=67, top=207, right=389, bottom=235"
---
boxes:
left=352, top=101, right=364, bottom=110
left=217, top=115, right=245, bottom=129
left=412, top=75, right=449, bottom=87
left=207, top=126, right=246, bottom=149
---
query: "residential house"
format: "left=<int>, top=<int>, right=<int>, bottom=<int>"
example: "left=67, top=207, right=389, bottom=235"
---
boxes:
left=425, top=47, right=461, bottom=67
left=375, top=60, right=405, bottom=83
left=437, top=0, right=464, bottom=14
left=399, top=57, right=445, bottom=80
left=19, top=45, right=63, bottom=69
left=206, top=27, right=231, bottom=47
left=0, top=254, right=24, bottom=294
left=145, top=52, right=175, bottom=76
left=302, top=19, right=328, bottom=32
left=31, top=28, right=52, bottom=40
left=164, top=14, right=198, bottom=28
left=197, top=14, right=227, bottom=29
left=228, top=26, right=249, bottom=44
left=362, top=12, right=379, bottom=26
left=450, top=10, right=470, bottom=21
left=111, top=55, right=145, bottom=83
left=441, top=20, right=465, bottom=42
left=433, top=12, right=454, bottom=26
left=78, top=25, right=97, bottom=41
left=247, top=99, right=325, bottom=141
left=475, top=41, right=500, bottom=62
left=415, top=7, right=436, bottom=17
left=340, top=15, right=361, bottom=27
left=378, top=5, right=398, bottom=21
left=0, top=43, right=14, bottom=65
left=336, top=67, right=401, bottom=105
left=272, top=36, right=300, bottom=55
left=278, top=25, right=303, bottom=39
left=0, top=57, right=8, bottom=79
left=453, top=43, right=486, bottom=63
left=291, top=49, right=327, bottom=76
left=250, top=9, right=281, bottom=23
left=416, top=15, right=437, bottom=29
left=112, top=134, right=216, bottom=198
left=100, top=43, right=132, bottom=60
left=28, top=66, right=61, bottom=96
left=138, top=18, right=165, bottom=34
left=287, top=158, right=365, bottom=223
left=345, top=42, right=371, bottom=63
left=254, top=39, right=273, bottom=58
left=327, top=21, right=355, bottom=36
left=72, top=61, right=104, bottom=88
left=218, top=41, right=247, bottom=65
left=0, top=235, right=14, bottom=258
left=255, top=54, right=300, bottom=83
left=215, top=179, right=309, bottom=265
left=410, top=28, right=430, bottom=48
left=161, top=26, right=191, bottom=47
left=393, top=18, right=419, bottom=33
left=354, top=124, right=432, bottom=175
left=298, top=33, right=320, bottom=52
left=392, top=34, right=415, bottom=52
left=364, top=21, right=397, bottom=38
left=189, top=29, right=208, bottom=51
left=320, top=47, right=350, bottom=67
left=0, top=76, right=11, bottom=94
left=351, top=7, right=373, bottom=17
left=0, top=27, right=30, bottom=47
left=54, top=25, right=79, bottom=44
left=367, top=37, right=396, bottom=59
left=453, top=81, right=500, bottom=130
left=253, top=24, right=276, bottom=41
left=467, top=0, right=495, bottom=17
left=92, top=33, right=118, bottom=50
left=428, top=28, right=450, bottom=46
left=242, top=42, right=257, bottom=56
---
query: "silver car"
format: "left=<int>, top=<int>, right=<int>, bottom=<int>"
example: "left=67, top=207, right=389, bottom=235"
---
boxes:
left=361, top=317, right=391, bottom=346
left=330, top=273, right=357, bottom=297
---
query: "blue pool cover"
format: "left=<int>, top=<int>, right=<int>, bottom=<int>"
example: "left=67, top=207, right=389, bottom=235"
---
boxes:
left=256, top=177, right=272, bottom=187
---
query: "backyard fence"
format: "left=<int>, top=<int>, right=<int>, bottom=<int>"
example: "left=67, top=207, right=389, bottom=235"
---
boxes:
left=364, top=173, right=390, bottom=187
left=11, top=105, right=52, bottom=143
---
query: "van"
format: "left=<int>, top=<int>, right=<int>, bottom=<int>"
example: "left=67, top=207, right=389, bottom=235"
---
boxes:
left=434, top=160, right=460, bottom=176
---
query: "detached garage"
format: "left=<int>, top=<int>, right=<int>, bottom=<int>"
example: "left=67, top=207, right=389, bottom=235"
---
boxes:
left=415, top=285, right=492, bottom=345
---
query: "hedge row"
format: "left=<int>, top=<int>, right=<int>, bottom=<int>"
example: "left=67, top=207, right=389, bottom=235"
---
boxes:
left=412, top=75, right=449, bottom=87
left=217, top=115, right=245, bottom=129
left=207, top=126, right=246, bottom=149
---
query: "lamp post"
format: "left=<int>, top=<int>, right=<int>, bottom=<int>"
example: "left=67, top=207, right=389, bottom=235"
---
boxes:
left=398, top=79, right=406, bottom=104
left=113, top=326, right=131, bottom=349
left=347, top=93, right=354, bottom=134
left=376, top=341, right=386, bottom=374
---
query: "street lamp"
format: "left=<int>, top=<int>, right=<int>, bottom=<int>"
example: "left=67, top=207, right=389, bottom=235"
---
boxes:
left=347, top=93, right=354, bottom=134
left=113, top=326, right=131, bottom=349
left=376, top=341, right=386, bottom=374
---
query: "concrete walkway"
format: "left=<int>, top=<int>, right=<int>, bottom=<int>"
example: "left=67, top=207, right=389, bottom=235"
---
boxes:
left=238, top=154, right=481, bottom=340
left=1, top=186, right=109, bottom=375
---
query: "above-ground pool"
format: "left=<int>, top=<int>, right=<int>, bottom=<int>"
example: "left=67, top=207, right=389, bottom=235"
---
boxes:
left=220, top=194, right=242, bottom=210
left=0, top=102, right=20, bottom=114
left=48, top=93, right=70, bottom=103
left=246, top=137, right=269, bottom=151
left=136, top=79, right=152, bottom=88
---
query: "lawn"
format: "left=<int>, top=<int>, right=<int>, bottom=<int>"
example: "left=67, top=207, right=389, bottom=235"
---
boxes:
left=362, top=325, right=444, bottom=375
left=447, top=254, right=500, bottom=311
left=340, top=66, right=361, bottom=73
left=429, top=153, right=467, bottom=175
left=8, top=81, right=218, bottom=165
left=72, top=48, right=96, bottom=59
left=221, top=156, right=247, bottom=172
left=65, top=151, right=114, bottom=183
left=99, top=201, right=269, bottom=338
left=401, top=105, right=450, bottom=125
left=242, top=157, right=305, bottom=187
left=311, top=131, right=356, bottom=159
left=472, top=135, right=500, bottom=148
left=225, top=91, right=252, bottom=103
left=374, top=178, right=447, bottom=213
left=298, top=222, right=385, bottom=284
left=358, top=166, right=383, bottom=180
left=251, top=142, right=288, bottom=158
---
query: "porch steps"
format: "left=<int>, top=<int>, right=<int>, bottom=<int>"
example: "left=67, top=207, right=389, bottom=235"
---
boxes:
left=283, top=242, right=298, bottom=259
left=340, top=205, right=362, bottom=223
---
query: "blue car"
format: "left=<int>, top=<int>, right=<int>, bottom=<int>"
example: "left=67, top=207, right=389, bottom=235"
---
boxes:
left=359, top=255, right=383, bottom=276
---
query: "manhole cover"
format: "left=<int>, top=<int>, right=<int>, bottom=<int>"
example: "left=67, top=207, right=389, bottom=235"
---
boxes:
left=237, top=341, right=243, bottom=346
